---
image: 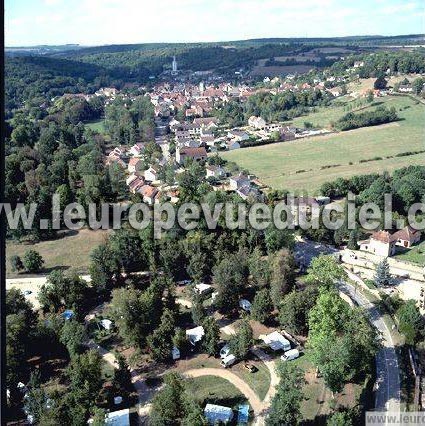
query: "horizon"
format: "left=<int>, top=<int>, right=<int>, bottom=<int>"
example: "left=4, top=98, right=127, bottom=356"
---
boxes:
left=5, top=33, right=425, bottom=49
left=6, top=0, right=425, bottom=47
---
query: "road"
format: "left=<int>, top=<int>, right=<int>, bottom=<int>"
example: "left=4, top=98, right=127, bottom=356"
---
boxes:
left=338, top=275, right=401, bottom=414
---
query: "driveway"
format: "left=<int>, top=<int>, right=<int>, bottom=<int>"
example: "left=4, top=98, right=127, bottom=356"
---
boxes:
left=338, top=273, right=401, bottom=413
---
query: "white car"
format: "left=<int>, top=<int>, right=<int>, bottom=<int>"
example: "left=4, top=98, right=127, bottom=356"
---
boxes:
left=280, top=348, right=300, bottom=362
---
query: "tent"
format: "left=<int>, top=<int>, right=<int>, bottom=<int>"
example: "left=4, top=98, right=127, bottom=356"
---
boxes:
left=186, top=326, right=205, bottom=346
left=61, top=310, right=74, bottom=320
left=260, top=331, right=291, bottom=351
left=100, top=319, right=113, bottom=330
left=105, top=408, right=130, bottom=426
left=204, top=403, right=233, bottom=424
left=237, top=404, right=250, bottom=424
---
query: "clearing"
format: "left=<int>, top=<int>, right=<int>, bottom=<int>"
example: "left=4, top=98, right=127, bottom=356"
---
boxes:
left=221, top=95, right=425, bottom=193
left=6, top=228, right=110, bottom=278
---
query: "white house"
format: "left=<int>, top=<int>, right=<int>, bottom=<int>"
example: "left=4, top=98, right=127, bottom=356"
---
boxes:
left=227, top=130, right=249, bottom=142
left=206, top=165, right=226, bottom=179
left=144, top=166, right=159, bottom=182
left=359, top=230, right=397, bottom=257
left=248, top=115, right=266, bottom=129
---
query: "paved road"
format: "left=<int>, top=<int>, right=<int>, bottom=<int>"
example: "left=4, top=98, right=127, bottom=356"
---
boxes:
left=338, top=274, right=401, bottom=414
left=294, top=238, right=337, bottom=268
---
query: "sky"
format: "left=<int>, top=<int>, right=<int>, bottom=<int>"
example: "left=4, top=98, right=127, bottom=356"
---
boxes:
left=5, top=0, right=425, bottom=47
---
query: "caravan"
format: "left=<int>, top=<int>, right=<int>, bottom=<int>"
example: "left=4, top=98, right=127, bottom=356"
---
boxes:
left=220, top=354, right=236, bottom=368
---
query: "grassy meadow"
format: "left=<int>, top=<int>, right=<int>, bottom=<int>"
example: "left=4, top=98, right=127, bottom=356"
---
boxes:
left=221, top=95, right=425, bottom=194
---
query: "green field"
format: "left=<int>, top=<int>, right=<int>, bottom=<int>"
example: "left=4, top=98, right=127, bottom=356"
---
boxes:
left=393, top=240, right=425, bottom=266
left=84, top=119, right=107, bottom=134
left=221, top=96, right=425, bottom=194
left=185, top=376, right=247, bottom=408
left=6, top=229, right=110, bottom=278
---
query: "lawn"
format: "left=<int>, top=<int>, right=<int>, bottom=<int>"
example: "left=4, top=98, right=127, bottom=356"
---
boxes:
left=84, top=118, right=107, bottom=134
left=393, top=240, right=425, bottom=266
left=6, top=228, right=110, bottom=278
left=185, top=375, right=247, bottom=409
left=221, top=95, right=425, bottom=194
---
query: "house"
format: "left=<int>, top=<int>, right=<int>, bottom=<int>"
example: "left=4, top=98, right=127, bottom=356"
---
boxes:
left=128, top=177, right=145, bottom=194
left=128, top=158, right=143, bottom=174
left=392, top=226, right=421, bottom=248
left=204, top=404, right=233, bottom=425
left=105, top=408, right=130, bottom=426
left=206, top=165, right=226, bottom=179
left=398, top=84, right=413, bottom=93
left=229, top=174, right=250, bottom=190
left=186, top=326, right=205, bottom=346
left=260, top=331, right=291, bottom=351
left=227, top=130, right=249, bottom=142
left=226, top=140, right=241, bottom=150
left=281, top=127, right=296, bottom=141
left=359, top=230, right=397, bottom=257
left=200, top=134, right=215, bottom=145
left=129, top=143, right=145, bottom=157
left=236, top=185, right=260, bottom=201
left=144, top=166, right=160, bottom=182
left=290, top=196, right=320, bottom=216
left=248, top=116, right=266, bottom=129
left=126, top=174, right=138, bottom=186
left=139, top=185, right=158, bottom=205
left=176, top=147, right=207, bottom=164
left=193, top=117, right=218, bottom=129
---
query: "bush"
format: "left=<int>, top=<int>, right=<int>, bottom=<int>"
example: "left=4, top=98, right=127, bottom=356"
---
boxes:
left=23, top=250, right=44, bottom=273
left=9, top=255, right=24, bottom=272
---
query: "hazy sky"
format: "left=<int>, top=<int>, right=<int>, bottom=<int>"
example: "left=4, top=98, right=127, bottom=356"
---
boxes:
left=6, top=0, right=425, bottom=46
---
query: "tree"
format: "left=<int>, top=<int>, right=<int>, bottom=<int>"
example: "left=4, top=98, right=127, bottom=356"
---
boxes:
left=149, top=372, right=188, bottom=425
left=248, top=247, right=269, bottom=287
left=191, top=291, right=206, bottom=325
left=172, top=328, right=187, bottom=352
left=327, top=411, right=354, bottom=426
left=229, top=320, right=253, bottom=360
left=202, top=317, right=220, bottom=356
left=9, top=255, right=24, bottom=273
left=251, top=289, right=273, bottom=324
left=305, top=255, right=346, bottom=290
left=66, top=350, right=103, bottom=416
left=112, top=353, right=133, bottom=400
left=308, top=291, right=379, bottom=393
left=374, top=76, right=387, bottom=90
left=374, top=258, right=392, bottom=287
left=89, top=243, right=120, bottom=292
left=347, top=230, right=358, bottom=250
left=269, top=249, right=296, bottom=308
left=213, top=251, right=249, bottom=313
left=148, top=309, right=175, bottom=362
left=22, top=249, right=44, bottom=272
left=109, top=229, right=145, bottom=273
left=60, top=320, right=86, bottom=358
left=264, top=226, right=294, bottom=254
left=279, top=286, right=319, bottom=335
left=267, top=363, right=304, bottom=425
left=23, top=370, right=47, bottom=424
left=397, top=300, right=425, bottom=345
left=412, top=77, right=424, bottom=95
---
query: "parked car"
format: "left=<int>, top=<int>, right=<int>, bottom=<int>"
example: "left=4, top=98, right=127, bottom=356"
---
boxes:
left=280, top=348, right=300, bottom=362
left=23, top=290, right=32, bottom=295
left=220, top=344, right=231, bottom=359
left=243, top=362, right=258, bottom=373
left=220, top=354, right=236, bottom=368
